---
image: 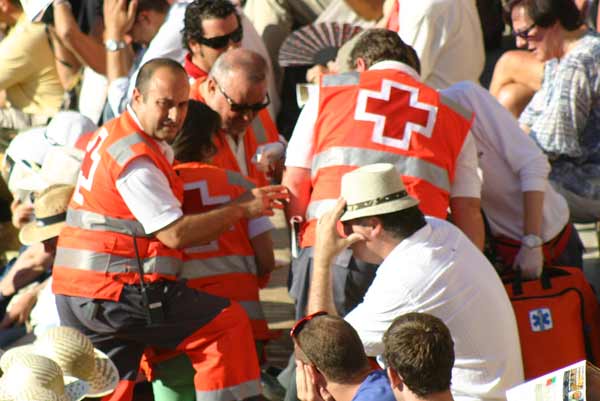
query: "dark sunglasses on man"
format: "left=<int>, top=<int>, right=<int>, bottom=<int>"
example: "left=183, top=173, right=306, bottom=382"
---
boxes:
left=213, top=78, right=271, bottom=114
left=197, top=25, right=243, bottom=49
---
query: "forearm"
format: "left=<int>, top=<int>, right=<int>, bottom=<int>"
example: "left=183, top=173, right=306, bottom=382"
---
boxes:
left=523, top=191, right=544, bottom=237
left=53, top=2, right=107, bottom=74
left=307, top=254, right=337, bottom=316
left=47, top=28, right=82, bottom=90
left=281, top=167, right=311, bottom=221
left=157, top=204, right=247, bottom=249
left=450, top=197, right=485, bottom=250
left=250, top=231, right=275, bottom=277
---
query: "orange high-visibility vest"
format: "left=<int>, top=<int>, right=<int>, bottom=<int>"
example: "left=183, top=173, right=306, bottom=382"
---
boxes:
left=189, top=77, right=280, bottom=186
left=300, top=69, right=472, bottom=247
left=175, top=162, right=272, bottom=340
left=52, top=111, right=184, bottom=301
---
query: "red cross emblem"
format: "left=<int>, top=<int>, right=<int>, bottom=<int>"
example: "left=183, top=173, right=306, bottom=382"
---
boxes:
left=354, top=79, right=438, bottom=150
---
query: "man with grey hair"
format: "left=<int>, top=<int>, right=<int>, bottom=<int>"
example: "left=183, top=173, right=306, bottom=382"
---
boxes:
left=191, top=48, right=285, bottom=186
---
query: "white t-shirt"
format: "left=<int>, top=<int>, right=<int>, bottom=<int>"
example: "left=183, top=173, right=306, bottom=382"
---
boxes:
left=345, top=217, right=524, bottom=401
left=286, top=61, right=481, bottom=198
left=441, top=81, right=569, bottom=241
left=393, top=0, right=485, bottom=89
left=116, top=107, right=272, bottom=236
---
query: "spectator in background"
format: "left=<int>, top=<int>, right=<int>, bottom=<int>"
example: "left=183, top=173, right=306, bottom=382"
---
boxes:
left=379, top=0, right=485, bottom=89
left=0, top=0, right=63, bottom=129
left=293, top=313, right=396, bottom=401
left=508, top=0, right=600, bottom=222
left=182, top=0, right=243, bottom=83
left=383, top=313, right=455, bottom=401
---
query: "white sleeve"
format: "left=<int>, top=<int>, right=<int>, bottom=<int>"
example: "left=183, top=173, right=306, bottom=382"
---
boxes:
left=285, top=93, right=319, bottom=169
left=107, top=77, right=130, bottom=117
left=116, top=157, right=183, bottom=234
left=399, top=4, right=439, bottom=84
left=247, top=216, right=274, bottom=238
left=450, top=132, right=481, bottom=198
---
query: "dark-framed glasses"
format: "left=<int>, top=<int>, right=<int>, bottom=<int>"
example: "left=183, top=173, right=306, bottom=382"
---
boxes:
left=197, top=25, right=243, bottom=49
left=213, top=79, right=270, bottom=114
left=512, top=22, right=537, bottom=40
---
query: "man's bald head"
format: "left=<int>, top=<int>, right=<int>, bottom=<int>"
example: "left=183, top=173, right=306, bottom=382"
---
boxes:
left=209, top=48, right=268, bottom=85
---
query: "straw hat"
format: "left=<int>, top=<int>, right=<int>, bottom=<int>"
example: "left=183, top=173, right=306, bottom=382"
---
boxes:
left=2, top=327, right=119, bottom=398
left=339, top=163, right=419, bottom=222
left=0, top=353, right=89, bottom=401
left=18, top=185, right=74, bottom=246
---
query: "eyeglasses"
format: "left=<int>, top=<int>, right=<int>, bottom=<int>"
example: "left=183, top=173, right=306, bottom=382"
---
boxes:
left=290, top=311, right=327, bottom=339
left=196, top=25, right=243, bottom=49
left=512, top=22, right=537, bottom=40
left=213, top=79, right=271, bottom=114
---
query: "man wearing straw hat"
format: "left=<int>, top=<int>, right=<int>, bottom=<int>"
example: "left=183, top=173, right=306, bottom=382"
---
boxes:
left=52, top=58, right=289, bottom=401
left=307, top=163, right=523, bottom=401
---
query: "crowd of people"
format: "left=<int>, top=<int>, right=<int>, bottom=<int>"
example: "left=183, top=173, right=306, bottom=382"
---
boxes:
left=0, top=0, right=598, bottom=400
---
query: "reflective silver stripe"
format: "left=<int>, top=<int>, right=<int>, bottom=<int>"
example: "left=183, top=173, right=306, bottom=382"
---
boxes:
left=440, top=94, right=472, bottom=121
left=181, top=256, right=257, bottom=279
left=239, top=300, right=265, bottom=320
left=195, top=379, right=261, bottom=401
left=55, top=247, right=182, bottom=275
left=311, top=146, right=450, bottom=192
left=251, top=118, right=267, bottom=144
left=106, top=132, right=152, bottom=167
left=306, top=199, right=337, bottom=220
left=226, top=170, right=255, bottom=190
left=67, top=209, right=150, bottom=237
left=322, top=72, right=360, bottom=87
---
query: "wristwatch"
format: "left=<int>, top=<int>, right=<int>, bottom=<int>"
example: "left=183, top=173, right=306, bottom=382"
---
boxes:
left=522, top=234, right=543, bottom=249
left=105, top=39, right=127, bottom=52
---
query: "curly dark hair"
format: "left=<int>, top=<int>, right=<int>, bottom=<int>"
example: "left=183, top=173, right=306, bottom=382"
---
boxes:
left=504, top=0, right=583, bottom=31
left=182, top=0, right=240, bottom=51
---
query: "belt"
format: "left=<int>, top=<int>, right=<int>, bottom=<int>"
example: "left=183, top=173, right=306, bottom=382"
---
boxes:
left=494, top=223, right=572, bottom=265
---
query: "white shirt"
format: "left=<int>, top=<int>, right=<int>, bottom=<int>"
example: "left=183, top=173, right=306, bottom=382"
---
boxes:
left=116, top=107, right=272, bottom=236
left=114, top=1, right=280, bottom=118
left=441, top=81, right=569, bottom=241
left=345, top=217, right=524, bottom=401
left=394, top=0, right=485, bottom=89
left=286, top=61, right=481, bottom=198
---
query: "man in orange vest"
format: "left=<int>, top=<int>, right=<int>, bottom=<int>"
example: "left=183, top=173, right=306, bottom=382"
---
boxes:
left=282, top=29, right=483, bottom=320
left=52, top=58, right=289, bottom=401
left=189, top=48, right=285, bottom=186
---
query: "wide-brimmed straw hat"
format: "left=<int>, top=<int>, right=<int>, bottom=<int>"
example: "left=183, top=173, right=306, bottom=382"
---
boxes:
left=0, top=353, right=89, bottom=401
left=19, top=185, right=74, bottom=246
left=340, top=163, right=419, bottom=222
left=2, top=327, right=119, bottom=398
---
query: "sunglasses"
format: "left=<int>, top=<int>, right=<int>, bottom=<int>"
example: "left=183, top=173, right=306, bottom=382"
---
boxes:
left=213, top=79, right=271, bottom=114
left=290, top=311, right=327, bottom=339
left=196, top=25, right=243, bottom=49
left=512, top=22, right=537, bottom=40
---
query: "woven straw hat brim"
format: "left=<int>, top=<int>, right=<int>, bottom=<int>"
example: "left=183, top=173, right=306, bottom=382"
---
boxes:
left=88, top=349, right=119, bottom=397
left=340, top=196, right=419, bottom=222
left=18, top=221, right=65, bottom=246
left=1, top=345, right=118, bottom=398
left=0, top=374, right=88, bottom=401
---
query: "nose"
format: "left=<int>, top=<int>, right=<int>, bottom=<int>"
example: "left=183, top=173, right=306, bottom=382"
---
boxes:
left=515, top=36, right=527, bottom=49
left=168, top=106, right=182, bottom=123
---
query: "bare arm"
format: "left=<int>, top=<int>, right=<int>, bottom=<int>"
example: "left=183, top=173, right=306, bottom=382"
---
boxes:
left=155, top=185, right=289, bottom=249
left=103, top=0, right=137, bottom=83
left=52, top=1, right=106, bottom=74
left=308, top=199, right=364, bottom=315
left=250, top=231, right=275, bottom=278
left=450, top=196, right=485, bottom=250
left=0, top=243, right=53, bottom=297
left=281, top=167, right=312, bottom=221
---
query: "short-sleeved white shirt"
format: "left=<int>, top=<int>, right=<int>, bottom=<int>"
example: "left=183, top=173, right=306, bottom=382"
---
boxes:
left=345, top=217, right=524, bottom=401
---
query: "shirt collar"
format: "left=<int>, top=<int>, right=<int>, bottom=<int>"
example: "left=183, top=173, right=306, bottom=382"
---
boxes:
left=369, top=60, right=421, bottom=81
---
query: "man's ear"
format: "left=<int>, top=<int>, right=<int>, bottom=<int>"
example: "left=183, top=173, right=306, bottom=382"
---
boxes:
left=132, top=87, right=143, bottom=105
left=355, top=57, right=367, bottom=72
left=387, top=367, right=403, bottom=391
